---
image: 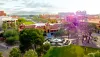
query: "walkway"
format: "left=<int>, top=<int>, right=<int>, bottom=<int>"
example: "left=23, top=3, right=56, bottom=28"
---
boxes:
left=91, top=33, right=100, bottom=48
left=0, top=42, right=19, bottom=57
left=63, top=38, right=75, bottom=45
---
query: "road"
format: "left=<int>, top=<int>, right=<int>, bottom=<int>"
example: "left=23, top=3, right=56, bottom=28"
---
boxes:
left=0, top=42, right=18, bottom=57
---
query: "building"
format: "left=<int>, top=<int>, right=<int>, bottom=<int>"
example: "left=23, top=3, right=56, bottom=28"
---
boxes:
left=0, top=16, right=18, bottom=29
left=87, top=15, right=100, bottom=19
left=11, top=15, right=19, bottom=19
left=19, top=23, right=60, bottom=33
left=0, top=11, right=6, bottom=16
left=86, top=14, right=100, bottom=23
left=58, top=12, right=75, bottom=19
left=0, top=11, right=6, bottom=30
left=40, top=14, right=59, bottom=19
left=59, top=11, right=87, bottom=23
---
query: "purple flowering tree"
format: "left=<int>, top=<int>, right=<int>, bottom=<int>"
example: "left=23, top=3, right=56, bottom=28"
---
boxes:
left=64, top=16, right=96, bottom=45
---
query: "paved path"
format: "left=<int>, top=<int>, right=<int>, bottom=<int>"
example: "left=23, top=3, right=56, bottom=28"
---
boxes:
left=91, top=33, right=100, bottom=48
left=0, top=42, right=19, bottom=57
left=64, top=38, right=75, bottom=45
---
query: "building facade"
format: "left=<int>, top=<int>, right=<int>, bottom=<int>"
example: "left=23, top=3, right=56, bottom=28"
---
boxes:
left=0, top=11, right=6, bottom=16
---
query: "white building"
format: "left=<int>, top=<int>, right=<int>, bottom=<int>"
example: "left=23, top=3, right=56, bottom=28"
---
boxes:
left=0, top=16, right=18, bottom=30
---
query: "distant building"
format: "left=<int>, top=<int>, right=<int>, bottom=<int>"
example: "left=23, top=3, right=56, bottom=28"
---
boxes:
left=0, top=11, right=6, bottom=16
left=19, top=23, right=60, bottom=33
left=0, top=16, right=18, bottom=30
left=59, top=11, right=87, bottom=23
left=58, top=12, right=75, bottom=19
left=87, top=15, right=99, bottom=19
left=40, top=14, right=59, bottom=19
left=11, top=15, right=19, bottom=19
left=0, top=11, right=7, bottom=29
left=76, top=11, right=87, bottom=22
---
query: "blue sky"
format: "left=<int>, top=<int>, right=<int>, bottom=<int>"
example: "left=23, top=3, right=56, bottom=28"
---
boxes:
left=0, top=0, right=100, bottom=14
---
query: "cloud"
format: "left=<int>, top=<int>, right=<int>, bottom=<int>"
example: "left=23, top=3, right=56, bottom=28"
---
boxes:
left=25, top=3, right=53, bottom=8
left=0, top=3, right=4, bottom=5
left=0, top=0, right=54, bottom=14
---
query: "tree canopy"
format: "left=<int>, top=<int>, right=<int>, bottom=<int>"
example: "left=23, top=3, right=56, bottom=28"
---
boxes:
left=9, top=48, right=21, bottom=57
left=3, top=29, right=19, bottom=45
left=24, top=49, right=37, bottom=57
left=0, top=52, right=3, bottom=57
left=18, top=18, right=26, bottom=24
left=85, top=51, right=100, bottom=57
left=19, top=29, right=44, bottom=53
left=32, top=16, right=48, bottom=23
left=2, top=21, right=7, bottom=31
left=3, top=29, right=19, bottom=38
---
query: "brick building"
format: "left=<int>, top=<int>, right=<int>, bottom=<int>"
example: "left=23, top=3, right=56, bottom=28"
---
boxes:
left=0, top=11, right=6, bottom=16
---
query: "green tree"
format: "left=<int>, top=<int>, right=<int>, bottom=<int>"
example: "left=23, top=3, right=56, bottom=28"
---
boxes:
left=10, top=22, right=16, bottom=29
left=36, top=46, right=44, bottom=57
left=6, top=37, right=16, bottom=45
left=9, top=48, right=21, bottom=57
left=36, top=43, right=50, bottom=57
left=88, top=53, right=94, bottom=57
left=2, top=21, right=7, bottom=31
left=19, top=29, right=44, bottom=53
left=3, top=29, right=19, bottom=45
left=17, top=18, right=26, bottom=27
left=94, top=51, right=100, bottom=57
left=32, top=16, right=48, bottom=23
left=0, top=52, right=3, bottom=57
left=88, top=23, right=97, bottom=34
left=43, top=43, right=50, bottom=54
left=87, top=51, right=100, bottom=57
left=48, top=19, right=58, bottom=23
left=3, top=29, right=18, bottom=38
left=24, top=49, right=37, bottom=57
left=18, top=18, right=26, bottom=23
left=54, top=28, right=65, bottom=37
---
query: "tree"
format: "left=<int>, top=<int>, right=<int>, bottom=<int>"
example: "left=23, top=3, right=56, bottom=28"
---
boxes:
left=3, top=29, right=18, bottom=38
left=24, top=49, right=37, bottom=57
left=19, top=29, right=44, bottom=53
left=17, top=18, right=26, bottom=27
left=36, top=46, right=44, bottom=57
left=11, top=22, right=16, bottom=29
left=6, top=37, right=16, bottom=45
left=48, top=19, right=58, bottom=23
left=9, top=48, right=21, bottom=57
left=18, top=18, right=26, bottom=24
left=42, top=43, right=50, bottom=54
left=2, top=21, right=7, bottom=31
left=32, top=16, right=48, bottom=23
left=54, top=28, right=65, bottom=37
left=0, top=52, right=3, bottom=57
left=36, top=43, right=50, bottom=57
left=86, top=51, right=100, bottom=57
left=88, top=53, right=94, bottom=57
left=3, top=29, right=19, bottom=45
left=87, top=23, right=96, bottom=35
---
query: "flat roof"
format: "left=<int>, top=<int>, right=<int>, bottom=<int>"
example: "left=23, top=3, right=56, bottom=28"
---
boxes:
left=1, top=16, right=18, bottom=21
left=34, top=23, right=60, bottom=26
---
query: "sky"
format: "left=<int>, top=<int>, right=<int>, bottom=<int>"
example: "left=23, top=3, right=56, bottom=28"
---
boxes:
left=0, top=0, right=100, bottom=14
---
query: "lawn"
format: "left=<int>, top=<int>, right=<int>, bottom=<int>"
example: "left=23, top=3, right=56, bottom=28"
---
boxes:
left=23, top=21, right=35, bottom=25
left=43, top=45, right=100, bottom=57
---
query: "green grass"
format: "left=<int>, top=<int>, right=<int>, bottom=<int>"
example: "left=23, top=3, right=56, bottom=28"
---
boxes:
left=43, top=45, right=100, bottom=57
left=23, top=21, right=35, bottom=25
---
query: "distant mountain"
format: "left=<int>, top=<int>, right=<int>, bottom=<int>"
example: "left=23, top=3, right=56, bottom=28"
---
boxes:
left=10, top=11, right=50, bottom=15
